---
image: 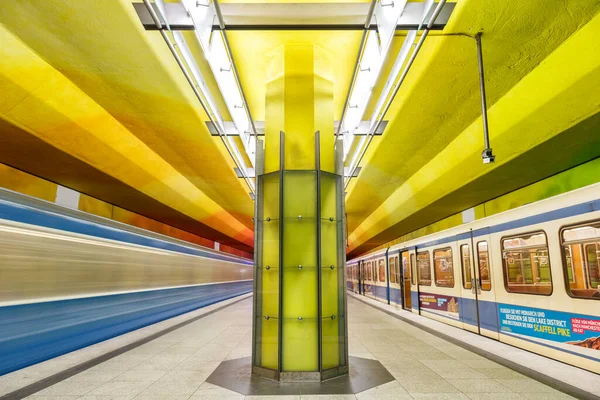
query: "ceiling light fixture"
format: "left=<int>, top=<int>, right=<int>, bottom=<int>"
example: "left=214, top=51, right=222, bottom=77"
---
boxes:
left=339, top=0, right=408, bottom=161
left=181, top=0, right=257, bottom=166
left=144, top=0, right=256, bottom=195
left=343, top=0, right=448, bottom=189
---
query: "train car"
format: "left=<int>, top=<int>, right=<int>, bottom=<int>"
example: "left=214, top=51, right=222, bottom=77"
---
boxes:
left=0, top=188, right=253, bottom=376
left=348, top=183, right=600, bottom=374
left=356, top=249, right=387, bottom=302
left=346, top=259, right=360, bottom=294
left=352, top=248, right=412, bottom=308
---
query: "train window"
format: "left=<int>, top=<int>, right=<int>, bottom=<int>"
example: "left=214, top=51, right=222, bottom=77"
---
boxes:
left=434, top=248, right=454, bottom=288
left=389, top=257, right=396, bottom=283
left=372, top=261, right=377, bottom=281
left=367, top=261, right=373, bottom=281
left=477, top=242, right=492, bottom=291
left=401, top=253, right=409, bottom=284
left=371, top=261, right=377, bottom=282
left=410, top=253, right=416, bottom=285
left=395, top=256, right=400, bottom=283
left=461, top=245, right=472, bottom=289
left=561, top=221, right=600, bottom=300
left=379, top=259, right=386, bottom=282
left=417, top=251, right=432, bottom=286
left=502, top=232, right=551, bottom=295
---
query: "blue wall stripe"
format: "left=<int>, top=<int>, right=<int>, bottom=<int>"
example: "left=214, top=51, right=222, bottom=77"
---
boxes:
left=0, top=281, right=252, bottom=376
left=0, top=200, right=252, bottom=265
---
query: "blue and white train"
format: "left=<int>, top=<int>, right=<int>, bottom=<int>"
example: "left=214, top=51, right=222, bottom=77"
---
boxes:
left=347, top=183, right=600, bottom=374
left=0, top=188, right=253, bottom=376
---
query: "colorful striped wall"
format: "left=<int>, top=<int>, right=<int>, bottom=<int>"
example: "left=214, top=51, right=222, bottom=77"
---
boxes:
left=0, top=163, right=253, bottom=259
left=369, top=156, right=600, bottom=254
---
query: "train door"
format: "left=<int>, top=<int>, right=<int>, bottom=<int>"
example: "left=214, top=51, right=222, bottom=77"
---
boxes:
left=359, top=260, right=364, bottom=295
left=364, top=260, right=374, bottom=297
left=401, top=250, right=412, bottom=310
left=456, top=233, right=479, bottom=334
left=457, top=230, right=500, bottom=339
left=408, top=248, right=419, bottom=314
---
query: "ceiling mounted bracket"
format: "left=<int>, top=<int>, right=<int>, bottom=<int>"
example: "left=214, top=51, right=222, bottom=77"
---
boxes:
left=206, top=121, right=387, bottom=137
left=476, top=32, right=495, bottom=164
left=133, top=2, right=455, bottom=31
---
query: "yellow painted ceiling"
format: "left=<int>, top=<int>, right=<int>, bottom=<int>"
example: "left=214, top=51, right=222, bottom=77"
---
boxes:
left=0, top=0, right=256, bottom=248
left=344, top=0, right=600, bottom=253
left=1, top=0, right=599, bottom=254
left=229, top=30, right=362, bottom=122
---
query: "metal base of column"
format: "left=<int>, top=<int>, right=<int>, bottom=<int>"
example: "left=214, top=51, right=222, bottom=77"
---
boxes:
left=251, top=365, right=279, bottom=381
left=280, top=372, right=321, bottom=382
left=208, top=356, right=393, bottom=395
left=321, top=365, right=349, bottom=381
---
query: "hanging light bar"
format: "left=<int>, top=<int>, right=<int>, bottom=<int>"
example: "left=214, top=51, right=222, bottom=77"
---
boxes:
left=143, top=0, right=256, bottom=195
left=339, top=0, right=408, bottom=161
left=180, top=0, right=257, bottom=167
left=344, top=0, right=448, bottom=189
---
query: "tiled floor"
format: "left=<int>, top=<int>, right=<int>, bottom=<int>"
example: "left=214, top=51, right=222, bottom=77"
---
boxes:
left=23, top=297, right=576, bottom=400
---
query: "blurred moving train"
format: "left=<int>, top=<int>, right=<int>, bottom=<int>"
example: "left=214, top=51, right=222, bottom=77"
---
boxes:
left=347, top=183, right=600, bottom=374
left=0, top=188, right=253, bottom=376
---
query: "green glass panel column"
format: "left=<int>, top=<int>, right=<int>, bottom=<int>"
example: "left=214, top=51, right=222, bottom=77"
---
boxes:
left=252, top=133, right=348, bottom=381
left=253, top=43, right=348, bottom=382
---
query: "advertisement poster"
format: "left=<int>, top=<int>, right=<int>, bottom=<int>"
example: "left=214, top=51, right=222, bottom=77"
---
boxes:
left=498, top=304, right=600, bottom=357
left=419, top=292, right=459, bottom=320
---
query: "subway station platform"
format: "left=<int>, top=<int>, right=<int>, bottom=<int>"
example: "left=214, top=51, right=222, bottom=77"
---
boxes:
left=2, top=2, right=600, bottom=400
left=1, top=294, right=597, bottom=400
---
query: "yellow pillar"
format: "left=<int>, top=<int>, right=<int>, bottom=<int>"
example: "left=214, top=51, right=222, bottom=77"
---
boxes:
left=264, top=44, right=335, bottom=173
left=253, top=43, right=347, bottom=380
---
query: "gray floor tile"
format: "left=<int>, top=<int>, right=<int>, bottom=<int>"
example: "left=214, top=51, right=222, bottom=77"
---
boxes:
left=494, top=379, right=565, bottom=393
left=35, top=381, right=102, bottom=396
left=447, top=379, right=514, bottom=393
left=26, top=397, right=79, bottom=400
left=397, top=377, right=462, bottom=394
left=355, top=381, right=408, bottom=399
left=466, top=394, right=526, bottom=400
left=160, top=369, right=212, bottom=383
left=138, top=380, right=202, bottom=396
left=387, top=366, right=441, bottom=381
left=112, top=370, right=167, bottom=382
left=411, top=394, right=470, bottom=400
left=65, top=370, right=123, bottom=384
left=460, top=359, right=504, bottom=369
left=410, top=351, right=455, bottom=361
left=477, top=368, right=526, bottom=380
left=520, top=392, right=578, bottom=400
left=87, top=381, right=152, bottom=397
